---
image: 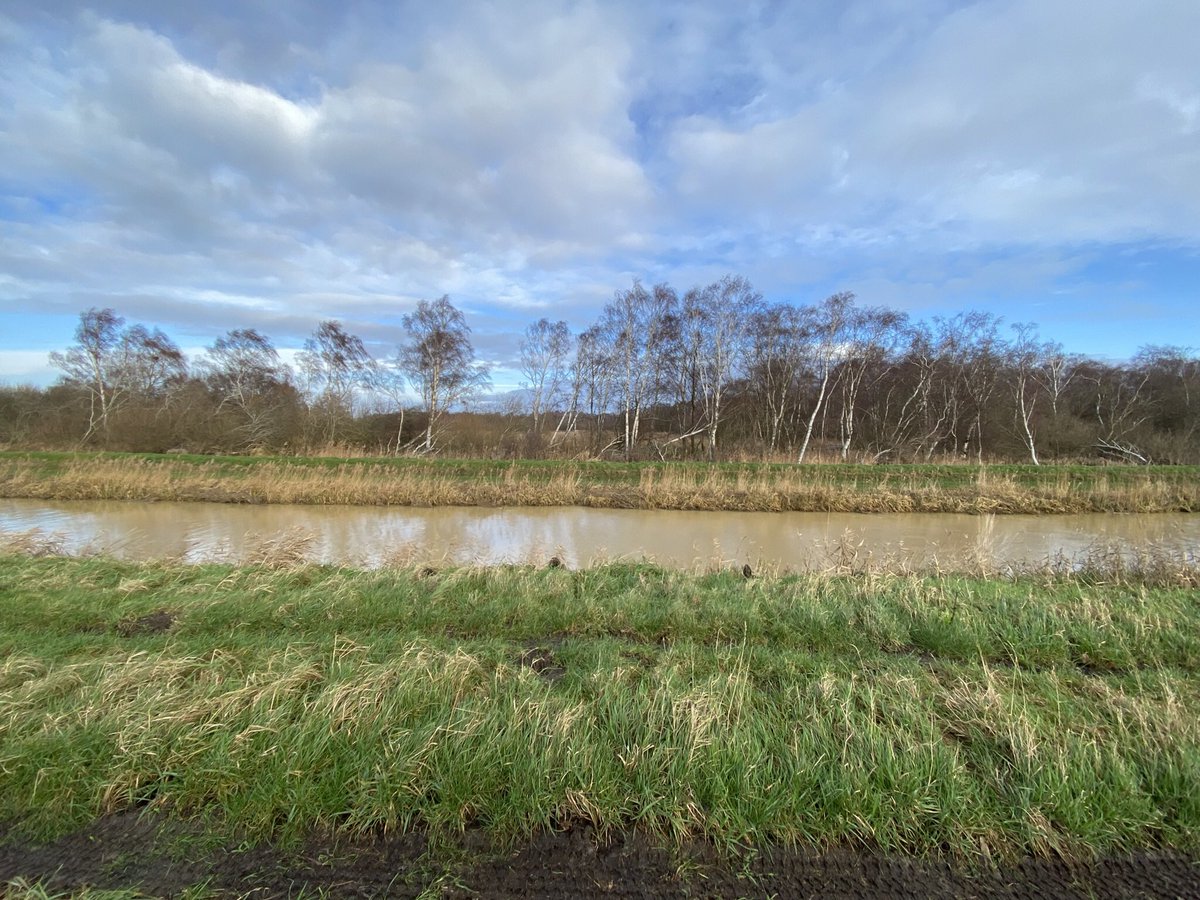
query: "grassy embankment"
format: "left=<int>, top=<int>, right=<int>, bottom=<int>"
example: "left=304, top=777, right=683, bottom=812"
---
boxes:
left=2, top=451, right=1198, bottom=513
left=1, top=543, right=1198, bottom=864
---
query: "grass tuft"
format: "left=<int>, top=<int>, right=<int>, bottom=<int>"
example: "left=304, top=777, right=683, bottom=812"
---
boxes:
left=2, top=880, right=154, bottom=900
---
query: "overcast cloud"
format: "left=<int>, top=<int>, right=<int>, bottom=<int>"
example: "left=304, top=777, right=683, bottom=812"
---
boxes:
left=1, top=0, right=1198, bottom=387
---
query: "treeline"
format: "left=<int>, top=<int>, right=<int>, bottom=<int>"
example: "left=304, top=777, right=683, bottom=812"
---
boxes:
left=2, top=281, right=1197, bottom=464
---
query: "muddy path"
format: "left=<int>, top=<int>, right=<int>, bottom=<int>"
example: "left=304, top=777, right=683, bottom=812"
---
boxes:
left=2, top=814, right=1199, bottom=898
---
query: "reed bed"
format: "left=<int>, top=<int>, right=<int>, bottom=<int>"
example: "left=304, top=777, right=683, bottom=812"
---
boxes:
left=1, top=548, right=1198, bottom=862
left=2, top=452, right=1197, bottom=513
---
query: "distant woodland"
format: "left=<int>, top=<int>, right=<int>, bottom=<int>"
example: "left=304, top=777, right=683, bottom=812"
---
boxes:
left=2, top=280, right=1197, bottom=464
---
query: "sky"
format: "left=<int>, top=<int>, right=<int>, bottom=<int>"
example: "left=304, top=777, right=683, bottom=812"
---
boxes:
left=1, top=0, right=1198, bottom=391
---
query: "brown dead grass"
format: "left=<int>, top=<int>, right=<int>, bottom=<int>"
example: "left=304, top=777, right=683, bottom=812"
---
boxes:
left=1, top=456, right=1196, bottom=514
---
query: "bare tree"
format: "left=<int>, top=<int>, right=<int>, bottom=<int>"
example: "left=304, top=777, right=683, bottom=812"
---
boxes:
left=666, top=287, right=704, bottom=453
left=1003, top=325, right=1087, bottom=465
left=49, top=308, right=186, bottom=444
left=121, top=326, right=187, bottom=400
left=568, top=324, right=614, bottom=453
left=199, top=329, right=296, bottom=450
left=835, top=305, right=905, bottom=460
left=865, top=322, right=938, bottom=460
left=598, top=281, right=674, bottom=460
left=1037, top=345, right=1078, bottom=419
left=1008, top=322, right=1045, bottom=465
left=1084, top=362, right=1152, bottom=462
left=398, top=296, right=491, bottom=453
left=519, top=318, right=572, bottom=434
left=49, top=308, right=127, bottom=442
left=298, top=321, right=376, bottom=446
left=744, top=304, right=803, bottom=454
left=795, top=292, right=855, bottom=463
left=960, top=312, right=1004, bottom=463
left=1133, top=345, right=1200, bottom=461
left=202, top=330, right=286, bottom=395
left=927, top=311, right=1004, bottom=462
left=370, top=360, right=411, bottom=455
left=692, top=275, right=761, bottom=461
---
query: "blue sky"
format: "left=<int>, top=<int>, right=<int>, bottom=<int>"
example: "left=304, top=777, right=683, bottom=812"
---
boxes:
left=1, top=0, right=1198, bottom=390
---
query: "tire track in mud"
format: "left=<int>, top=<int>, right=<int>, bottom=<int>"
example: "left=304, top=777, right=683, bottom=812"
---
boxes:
left=3, top=815, right=1199, bottom=898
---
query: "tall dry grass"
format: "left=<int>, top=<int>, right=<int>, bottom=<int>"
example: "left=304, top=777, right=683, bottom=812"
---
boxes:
left=1, top=455, right=1196, bottom=513
left=0, top=528, right=68, bottom=557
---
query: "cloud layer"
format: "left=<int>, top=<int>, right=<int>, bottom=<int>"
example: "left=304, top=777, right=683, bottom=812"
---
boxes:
left=2, top=0, right=1198, bottom=384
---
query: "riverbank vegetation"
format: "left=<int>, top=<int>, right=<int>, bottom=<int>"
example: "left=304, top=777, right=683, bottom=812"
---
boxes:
left=2, top=451, right=1198, bottom=513
left=3, top=290, right=1198, bottom=465
left=1, top=546, right=1198, bottom=866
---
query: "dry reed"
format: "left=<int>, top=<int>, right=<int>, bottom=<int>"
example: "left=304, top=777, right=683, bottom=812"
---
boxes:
left=2, top=456, right=1196, bottom=514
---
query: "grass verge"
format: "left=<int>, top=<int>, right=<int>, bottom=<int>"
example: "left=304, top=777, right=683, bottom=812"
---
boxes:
left=2, top=451, right=1198, bottom=513
left=1, top=548, right=1198, bottom=864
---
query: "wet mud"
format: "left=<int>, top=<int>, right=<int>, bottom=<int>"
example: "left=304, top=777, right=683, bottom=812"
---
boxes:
left=116, top=610, right=177, bottom=637
left=2, top=814, right=1198, bottom=898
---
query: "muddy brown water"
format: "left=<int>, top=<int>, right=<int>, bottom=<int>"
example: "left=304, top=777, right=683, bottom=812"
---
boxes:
left=2, top=498, right=1196, bottom=571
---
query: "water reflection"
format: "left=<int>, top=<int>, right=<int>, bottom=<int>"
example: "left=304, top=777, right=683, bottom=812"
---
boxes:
left=1, top=498, right=1196, bottom=571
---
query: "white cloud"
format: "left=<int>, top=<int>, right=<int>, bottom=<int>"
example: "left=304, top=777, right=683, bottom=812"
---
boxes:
left=1, top=0, right=1198, bottom=373
left=82, top=18, right=317, bottom=174
left=662, top=0, right=1200, bottom=248
left=310, top=3, right=650, bottom=247
left=0, top=3, right=656, bottom=342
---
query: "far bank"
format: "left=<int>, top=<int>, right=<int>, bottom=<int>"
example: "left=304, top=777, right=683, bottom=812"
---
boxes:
left=1, top=451, right=1197, bottom=514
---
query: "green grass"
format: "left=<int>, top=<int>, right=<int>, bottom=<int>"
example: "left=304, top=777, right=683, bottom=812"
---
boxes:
left=3, top=879, right=217, bottom=900
left=2, top=882, right=153, bottom=900
left=1, top=551, right=1198, bottom=862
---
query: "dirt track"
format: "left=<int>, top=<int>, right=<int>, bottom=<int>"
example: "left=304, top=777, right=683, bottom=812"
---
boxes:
left=2, top=813, right=1199, bottom=898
